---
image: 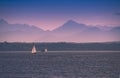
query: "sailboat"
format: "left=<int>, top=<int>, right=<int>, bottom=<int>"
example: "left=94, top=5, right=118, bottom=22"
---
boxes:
left=32, top=44, right=36, bottom=54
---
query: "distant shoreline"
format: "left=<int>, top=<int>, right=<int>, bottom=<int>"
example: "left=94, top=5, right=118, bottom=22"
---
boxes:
left=0, top=42, right=120, bottom=51
left=0, top=51, right=120, bottom=53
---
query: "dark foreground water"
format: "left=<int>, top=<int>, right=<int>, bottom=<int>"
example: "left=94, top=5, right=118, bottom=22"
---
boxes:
left=0, top=51, right=120, bottom=78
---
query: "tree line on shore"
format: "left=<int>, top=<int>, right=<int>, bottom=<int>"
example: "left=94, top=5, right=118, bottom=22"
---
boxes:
left=0, top=42, right=120, bottom=51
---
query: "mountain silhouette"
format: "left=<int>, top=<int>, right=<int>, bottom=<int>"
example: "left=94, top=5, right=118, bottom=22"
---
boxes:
left=110, top=26, right=120, bottom=33
left=0, top=19, right=120, bottom=42
left=53, top=20, right=88, bottom=32
left=0, top=19, right=44, bottom=42
left=0, top=19, right=8, bottom=25
left=108, top=26, right=120, bottom=40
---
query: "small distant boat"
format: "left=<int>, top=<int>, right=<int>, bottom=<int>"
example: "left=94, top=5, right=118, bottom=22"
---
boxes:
left=42, top=48, right=48, bottom=53
left=32, top=44, right=36, bottom=54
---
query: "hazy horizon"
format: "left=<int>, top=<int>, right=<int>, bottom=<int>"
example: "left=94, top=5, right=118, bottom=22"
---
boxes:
left=0, top=0, right=120, bottom=42
left=0, top=19, right=119, bottom=31
left=0, top=17, right=120, bottom=42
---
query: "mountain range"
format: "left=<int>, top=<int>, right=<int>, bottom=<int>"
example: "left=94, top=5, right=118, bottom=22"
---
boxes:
left=0, top=19, right=120, bottom=42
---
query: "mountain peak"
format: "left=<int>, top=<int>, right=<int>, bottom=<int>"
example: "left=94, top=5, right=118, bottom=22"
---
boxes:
left=61, top=20, right=80, bottom=27
left=0, top=19, right=8, bottom=24
left=65, top=20, right=86, bottom=26
left=66, top=20, right=78, bottom=24
left=53, top=19, right=87, bottom=32
left=67, top=19, right=76, bottom=23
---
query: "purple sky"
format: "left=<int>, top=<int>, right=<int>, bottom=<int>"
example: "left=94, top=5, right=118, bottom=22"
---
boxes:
left=0, top=0, right=120, bottom=30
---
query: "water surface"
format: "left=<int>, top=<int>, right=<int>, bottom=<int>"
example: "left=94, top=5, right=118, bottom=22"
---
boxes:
left=0, top=51, right=120, bottom=78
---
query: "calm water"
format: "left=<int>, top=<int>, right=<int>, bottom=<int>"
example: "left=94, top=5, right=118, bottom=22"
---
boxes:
left=0, top=51, right=120, bottom=78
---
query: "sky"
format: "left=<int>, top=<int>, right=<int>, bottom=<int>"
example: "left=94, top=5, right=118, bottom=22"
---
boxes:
left=0, top=0, right=120, bottom=30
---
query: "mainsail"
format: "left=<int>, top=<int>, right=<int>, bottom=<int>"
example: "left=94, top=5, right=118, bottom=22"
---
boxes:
left=32, top=44, right=36, bottom=54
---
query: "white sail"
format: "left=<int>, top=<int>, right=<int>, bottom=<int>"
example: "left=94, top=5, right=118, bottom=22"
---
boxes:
left=32, top=45, right=36, bottom=54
